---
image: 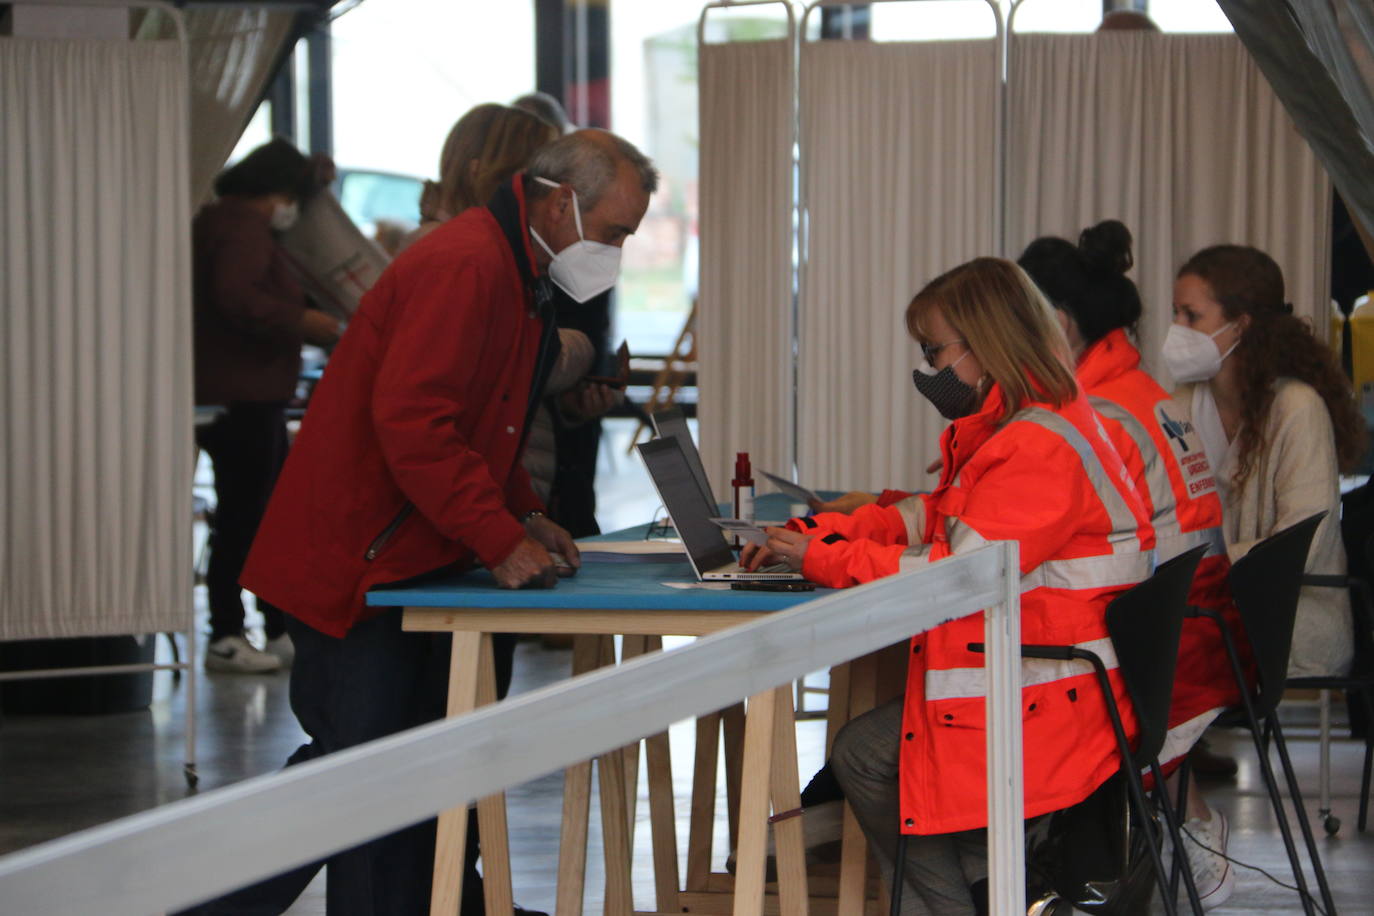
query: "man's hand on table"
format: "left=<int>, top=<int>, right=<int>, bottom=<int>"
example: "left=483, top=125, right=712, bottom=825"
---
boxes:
left=492, top=537, right=558, bottom=589
left=524, top=513, right=581, bottom=577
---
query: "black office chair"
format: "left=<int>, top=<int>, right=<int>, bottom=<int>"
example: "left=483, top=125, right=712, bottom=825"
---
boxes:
left=890, top=546, right=1206, bottom=916
left=1285, top=535, right=1374, bottom=835
left=1181, top=513, right=1337, bottom=916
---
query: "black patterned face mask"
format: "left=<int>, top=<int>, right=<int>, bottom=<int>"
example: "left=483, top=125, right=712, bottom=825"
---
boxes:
left=912, top=355, right=979, bottom=420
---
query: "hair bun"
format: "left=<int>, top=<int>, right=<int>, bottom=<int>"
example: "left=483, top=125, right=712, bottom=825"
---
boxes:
left=1078, top=220, right=1134, bottom=275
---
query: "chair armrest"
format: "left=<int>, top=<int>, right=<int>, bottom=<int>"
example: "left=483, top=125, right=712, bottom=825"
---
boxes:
left=967, top=641, right=1078, bottom=662
left=1302, top=573, right=1350, bottom=589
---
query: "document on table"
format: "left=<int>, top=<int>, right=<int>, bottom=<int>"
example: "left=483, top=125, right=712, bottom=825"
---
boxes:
left=760, top=469, right=819, bottom=505
left=708, top=518, right=771, bottom=546
left=579, top=540, right=686, bottom=563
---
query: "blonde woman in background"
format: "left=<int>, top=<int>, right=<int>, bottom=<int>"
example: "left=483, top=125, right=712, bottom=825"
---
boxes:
left=401, top=103, right=559, bottom=251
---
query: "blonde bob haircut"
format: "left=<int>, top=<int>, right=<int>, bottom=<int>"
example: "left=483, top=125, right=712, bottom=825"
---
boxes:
left=419, top=103, right=559, bottom=222
left=906, top=257, right=1078, bottom=423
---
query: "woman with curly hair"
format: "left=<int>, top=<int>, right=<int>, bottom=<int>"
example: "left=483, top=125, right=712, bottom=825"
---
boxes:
left=1166, top=244, right=1365, bottom=677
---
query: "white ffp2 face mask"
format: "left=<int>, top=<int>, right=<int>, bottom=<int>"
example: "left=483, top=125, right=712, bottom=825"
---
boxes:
left=528, top=177, right=622, bottom=303
left=1160, top=321, right=1237, bottom=383
left=270, top=201, right=300, bottom=232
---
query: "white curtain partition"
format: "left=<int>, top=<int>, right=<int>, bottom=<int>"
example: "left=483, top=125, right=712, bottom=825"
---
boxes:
left=137, top=7, right=297, bottom=204
left=797, top=39, right=1000, bottom=492
left=0, top=37, right=193, bottom=641
left=697, top=38, right=795, bottom=501
left=1007, top=33, right=1331, bottom=381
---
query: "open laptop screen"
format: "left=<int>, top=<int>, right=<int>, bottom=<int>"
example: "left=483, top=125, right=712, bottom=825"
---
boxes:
left=650, top=407, right=715, bottom=507
left=636, top=437, right=737, bottom=576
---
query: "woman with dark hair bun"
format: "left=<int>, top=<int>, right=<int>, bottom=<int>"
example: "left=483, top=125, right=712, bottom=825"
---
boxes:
left=1019, top=223, right=1241, bottom=909
left=1166, top=245, right=1364, bottom=679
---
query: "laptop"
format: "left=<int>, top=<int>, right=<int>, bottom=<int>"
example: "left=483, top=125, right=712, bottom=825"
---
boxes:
left=650, top=407, right=716, bottom=507
left=636, top=437, right=804, bottom=581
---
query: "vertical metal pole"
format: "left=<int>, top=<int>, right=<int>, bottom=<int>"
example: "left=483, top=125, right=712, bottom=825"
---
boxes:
left=985, top=540, right=1024, bottom=915
left=1319, top=688, right=1332, bottom=821
left=574, top=0, right=589, bottom=126
left=535, top=0, right=567, bottom=102
left=267, top=62, right=296, bottom=144
left=305, top=18, right=333, bottom=158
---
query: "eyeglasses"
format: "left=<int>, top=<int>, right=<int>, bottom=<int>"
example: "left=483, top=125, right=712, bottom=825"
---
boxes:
left=919, top=339, right=966, bottom=364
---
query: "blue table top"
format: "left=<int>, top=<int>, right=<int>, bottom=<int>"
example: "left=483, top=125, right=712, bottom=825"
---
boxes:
left=367, top=557, right=826, bottom=612
left=367, top=492, right=836, bottom=612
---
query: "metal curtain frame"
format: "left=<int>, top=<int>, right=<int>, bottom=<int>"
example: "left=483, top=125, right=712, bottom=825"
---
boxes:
left=0, top=542, right=1023, bottom=916
left=794, top=4, right=1017, bottom=909
left=697, top=0, right=801, bottom=484
left=0, top=0, right=197, bottom=788
left=798, top=0, right=1009, bottom=256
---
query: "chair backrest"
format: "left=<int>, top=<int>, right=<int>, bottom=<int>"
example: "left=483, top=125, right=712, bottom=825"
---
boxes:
left=1227, top=512, right=1326, bottom=718
left=1338, top=481, right=1374, bottom=675
left=1105, top=545, right=1207, bottom=767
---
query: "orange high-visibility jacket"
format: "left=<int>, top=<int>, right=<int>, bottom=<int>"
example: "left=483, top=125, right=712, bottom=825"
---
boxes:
left=791, top=384, right=1155, bottom=835
left=1076, top=330, right=1240, bottom=759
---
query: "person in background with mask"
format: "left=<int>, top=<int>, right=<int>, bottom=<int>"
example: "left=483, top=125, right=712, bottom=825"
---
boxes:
left=743, top=258, right=1154, bottom=914
left=1165, top=245, right=1364, bottom=678
left=514, top=90, right=617, bottom=543
left=188, top=130, right=657, bottom=916
left=193, top=138, right=341, bottom=674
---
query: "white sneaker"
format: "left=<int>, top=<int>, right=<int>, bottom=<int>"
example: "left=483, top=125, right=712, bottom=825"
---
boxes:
left=205, top=634, right=282, bottom=674
left=265, top=633, right=295, bottom=668
left=1164, top=806, right=1236, bottom=911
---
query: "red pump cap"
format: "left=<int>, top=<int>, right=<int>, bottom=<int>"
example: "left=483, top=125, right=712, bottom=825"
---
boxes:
left=733, top=451, right=753, bottom=485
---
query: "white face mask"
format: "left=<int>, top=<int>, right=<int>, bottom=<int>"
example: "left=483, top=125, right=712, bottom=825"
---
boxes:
left=1160, top=321, right=1238, bottom=383
left=528, top=177, right=622, bottom=303
left=270, top=201, right=300, bottom=232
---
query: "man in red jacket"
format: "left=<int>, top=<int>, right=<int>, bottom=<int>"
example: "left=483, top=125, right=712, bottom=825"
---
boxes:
left=194, top=130, right=655, bottom=916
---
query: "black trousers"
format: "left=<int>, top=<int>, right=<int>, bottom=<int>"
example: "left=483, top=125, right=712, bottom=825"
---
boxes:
left=179, top=609, right=517, bottom=915
left=196, top=402, right=289, bottom=641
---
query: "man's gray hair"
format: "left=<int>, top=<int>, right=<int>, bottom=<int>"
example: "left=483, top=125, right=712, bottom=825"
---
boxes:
left=526, top=130, right=659, bottom=211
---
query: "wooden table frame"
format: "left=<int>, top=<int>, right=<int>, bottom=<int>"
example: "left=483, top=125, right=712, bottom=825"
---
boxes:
left=403, top=605, right=890, bottom=916
left=401, top=604, right=895, bottom=916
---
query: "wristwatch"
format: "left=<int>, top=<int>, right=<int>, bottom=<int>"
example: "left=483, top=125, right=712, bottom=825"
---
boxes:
left=520, top=510, right=546, bottom=524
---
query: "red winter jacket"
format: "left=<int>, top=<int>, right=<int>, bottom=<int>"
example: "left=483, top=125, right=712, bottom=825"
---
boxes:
left=1076, top=330, right=1240, bottom=757
left=241, top=180, right=550, bottom=637
left=790, top=385, right=1155, bottom=834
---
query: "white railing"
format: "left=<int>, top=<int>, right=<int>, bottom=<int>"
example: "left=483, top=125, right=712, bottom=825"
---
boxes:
left=0, top=542, right=1023, bottom=916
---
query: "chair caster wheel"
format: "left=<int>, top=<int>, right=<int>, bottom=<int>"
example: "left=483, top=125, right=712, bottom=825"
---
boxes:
left=1324, top=814, right=1340, bottom=836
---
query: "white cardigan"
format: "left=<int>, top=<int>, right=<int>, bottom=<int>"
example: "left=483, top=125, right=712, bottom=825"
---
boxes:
left=1173, top=378, right=1353, bottom=677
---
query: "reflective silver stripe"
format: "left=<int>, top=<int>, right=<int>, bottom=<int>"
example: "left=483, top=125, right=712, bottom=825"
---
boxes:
left=1020, top=549, right=1155, bottom=593
left=1016, top=408, right=1142, bottom=555
left=947, top=517, right=990, bottom=555
left=892, top=495, right=925, bottom=545
left=1155, top=525, right=1227, bottom=563
left=924, top=636, right=1119, bottom=702
left=1089, top=395, right=1179, bottom=540
left=897, top=545, right=932, bottom=571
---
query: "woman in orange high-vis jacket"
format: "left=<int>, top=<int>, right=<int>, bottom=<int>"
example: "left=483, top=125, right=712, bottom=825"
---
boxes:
left=1019, top=224, right=1240, bottom=909
left=1019, top=224, right=1240, bottom=750
left=744, top=258, right=1154, bottom=914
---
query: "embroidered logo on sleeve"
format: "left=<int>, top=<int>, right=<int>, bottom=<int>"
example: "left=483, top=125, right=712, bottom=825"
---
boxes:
left=1157, top=405, right=1216, bottom=499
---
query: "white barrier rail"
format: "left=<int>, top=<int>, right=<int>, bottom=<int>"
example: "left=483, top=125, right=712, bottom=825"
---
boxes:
left=0, top=543, right=1022, bottom=916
